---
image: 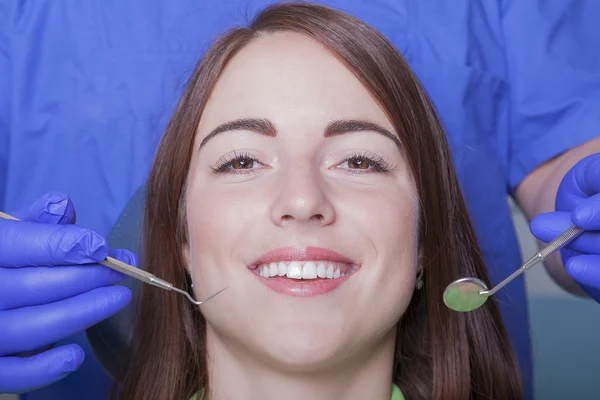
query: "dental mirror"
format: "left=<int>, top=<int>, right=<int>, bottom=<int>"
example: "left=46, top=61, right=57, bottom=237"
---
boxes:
left=443, top=277, right=489, bottom=312
left=444, top=224, right=584, bottom=312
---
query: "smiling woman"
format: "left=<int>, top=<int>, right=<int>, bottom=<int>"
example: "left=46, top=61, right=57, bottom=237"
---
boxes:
left=114, top=3, right=522, bottom=400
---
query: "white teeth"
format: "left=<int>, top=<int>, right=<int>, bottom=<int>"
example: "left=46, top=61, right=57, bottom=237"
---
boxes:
left=286, top=261, right=303, bottom=279
left=269, top=263, right=278, bottom=277
left=277, top=262, right=287, bottom=276
left=317, top=262, right=327, bottom=278
left=302, top=261, right=317, bottom=279
left=255, top=260, right=354, bottom=280
left=326, top=263, right=334, bottom=278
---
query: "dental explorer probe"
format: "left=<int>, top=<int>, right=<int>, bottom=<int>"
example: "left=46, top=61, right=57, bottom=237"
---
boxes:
left=0, top=211, right=227, bottom=306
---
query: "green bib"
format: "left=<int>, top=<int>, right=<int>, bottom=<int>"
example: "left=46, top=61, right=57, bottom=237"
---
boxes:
left=190, top=383, right=405, bottom=399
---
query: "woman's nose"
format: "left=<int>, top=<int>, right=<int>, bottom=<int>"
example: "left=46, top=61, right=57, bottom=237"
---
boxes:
left=270, top=167, right=335, bottom=227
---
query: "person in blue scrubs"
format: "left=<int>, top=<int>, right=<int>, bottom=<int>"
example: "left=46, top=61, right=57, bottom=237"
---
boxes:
left=0, top=1, right=599, bottom=399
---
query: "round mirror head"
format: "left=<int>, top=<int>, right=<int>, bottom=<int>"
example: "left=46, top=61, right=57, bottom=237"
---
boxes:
left=443, top=277, right=489, bottom=312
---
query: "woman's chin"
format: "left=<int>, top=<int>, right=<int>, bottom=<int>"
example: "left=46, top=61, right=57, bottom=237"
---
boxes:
left=206, top=312, right=391, bottom=372
left=258, top=340, right=351, bottom=372
left=236, top=326, right=363, bottom=373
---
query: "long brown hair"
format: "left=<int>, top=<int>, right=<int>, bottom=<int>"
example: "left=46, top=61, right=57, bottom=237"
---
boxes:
left=116, top=3, right=522, bottom=399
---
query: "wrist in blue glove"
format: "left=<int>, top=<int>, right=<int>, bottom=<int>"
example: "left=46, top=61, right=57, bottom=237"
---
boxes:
left=0, top=192, right=136, bottom=394
left=530, top=153, right=600, bottom=302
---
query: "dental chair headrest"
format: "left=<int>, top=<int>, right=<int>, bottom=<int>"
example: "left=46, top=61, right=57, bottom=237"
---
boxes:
left=85, top=186, right=146, bottom=379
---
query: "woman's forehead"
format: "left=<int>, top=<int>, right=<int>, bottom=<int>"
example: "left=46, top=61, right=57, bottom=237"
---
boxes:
left=197, top=31, right=394, bottom=137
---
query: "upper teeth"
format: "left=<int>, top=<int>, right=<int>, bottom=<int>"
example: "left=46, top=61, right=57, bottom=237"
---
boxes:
left=255, top=261, right=350, bottom=279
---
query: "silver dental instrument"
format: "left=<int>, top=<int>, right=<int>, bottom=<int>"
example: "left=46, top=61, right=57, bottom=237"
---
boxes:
left=0, top=211, right=227, bottom=306
left=443, top=224, right=584, bottom=312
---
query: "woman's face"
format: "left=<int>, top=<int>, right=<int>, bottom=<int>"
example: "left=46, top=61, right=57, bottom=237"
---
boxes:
left=184, top=31, right=420, bottom=370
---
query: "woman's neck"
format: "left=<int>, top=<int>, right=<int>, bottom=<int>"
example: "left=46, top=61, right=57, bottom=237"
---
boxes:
left=204, top=327, right=397, bottom=400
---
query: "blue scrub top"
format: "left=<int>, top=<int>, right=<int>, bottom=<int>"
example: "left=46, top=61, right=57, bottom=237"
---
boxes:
left=1, top=1, right=599, bottom=399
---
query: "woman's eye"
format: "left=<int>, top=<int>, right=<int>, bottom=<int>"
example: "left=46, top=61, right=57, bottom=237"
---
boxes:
left=210, top=154, right=264, bottom=174
left=347, top=157, right=371, bottom=170
left=230, top=157, right=255, bottom=169
left=339, top=154, right=392, bottom=173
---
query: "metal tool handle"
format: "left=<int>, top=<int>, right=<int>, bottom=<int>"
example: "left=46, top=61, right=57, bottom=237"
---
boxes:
left=538, top=225, right=584, bottom=259
left=484, top=224, right=584, bottom=296
left=0, top=210, right=173, bottom=291
left=100, top=257, right=173, bottom=290
left=0, top=211, right=17, bottom=220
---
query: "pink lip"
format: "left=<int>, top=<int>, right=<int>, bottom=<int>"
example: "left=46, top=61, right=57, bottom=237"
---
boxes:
left=249, top=246, right=356, bottom=267
left=256, top=274, right=353, bottom=297
left=249, top=247, right=358, bottom=298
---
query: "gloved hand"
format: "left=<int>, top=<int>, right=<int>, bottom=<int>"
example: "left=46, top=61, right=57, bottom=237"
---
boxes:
left=530, top=152, right=600, bottom=302
left=0, top=192, right=135, bottom=394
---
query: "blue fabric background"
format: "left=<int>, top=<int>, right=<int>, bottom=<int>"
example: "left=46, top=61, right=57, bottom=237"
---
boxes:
left=1, top=1, right=599, bottom=399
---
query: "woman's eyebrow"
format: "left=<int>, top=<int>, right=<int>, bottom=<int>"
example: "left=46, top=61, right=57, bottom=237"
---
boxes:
left=199, top=118, right=401, bottom=150
left=324, top=120, right=401, bottom=150
left=199, top=118, right=276, bottom=149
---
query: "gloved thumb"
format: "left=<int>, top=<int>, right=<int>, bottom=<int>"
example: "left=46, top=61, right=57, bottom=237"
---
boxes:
left=556, top=153, right=600, bottom=211
left=572, top=192, right=600, bottom=230
left=564, top=255, right=600, bottom=291
left=564, top=254, right=600, bottom=302
left=9, top=192, right=76, bottom=224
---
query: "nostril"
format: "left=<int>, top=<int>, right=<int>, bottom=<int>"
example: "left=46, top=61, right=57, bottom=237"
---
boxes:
left=278, top=213, right=328, bottom=224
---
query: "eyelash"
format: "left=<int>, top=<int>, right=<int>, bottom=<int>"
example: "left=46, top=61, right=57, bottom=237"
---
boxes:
left=340, top=151, right=393, bottom=174
left=209, top=151, right=393, bottom=174
left=209, top=150, right=258, bottom=174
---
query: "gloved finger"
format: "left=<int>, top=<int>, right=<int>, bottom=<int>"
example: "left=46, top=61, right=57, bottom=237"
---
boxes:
left=559, top=247, right=580, bottom=265
left=109, top=247, right=138, bottom=268
left=0, top=344, right=84, bottom=394
left=0, top=248, right=137, bottom=310
left=0, top=220, right=108, bottom=267
left=9, top=192, right=76, bottom=224
left=530, top=211, right=600, bottom=254
left=564, top=254, right=600, bottom=291
left=0, top=286, right=131, bottom=356
left=572, top=192, right=600, bottom=230
left=556, top=153, right=600, bottom=210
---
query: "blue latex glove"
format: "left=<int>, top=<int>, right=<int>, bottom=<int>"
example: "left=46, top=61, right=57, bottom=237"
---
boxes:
left=530, top=153, right=600, bottom=302
left=0, top=192, right=135, bottom=394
